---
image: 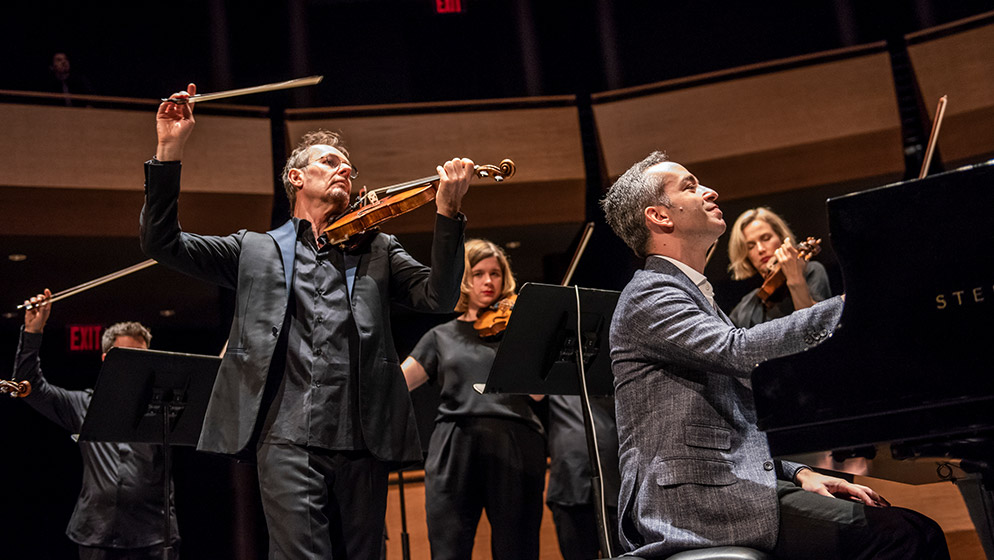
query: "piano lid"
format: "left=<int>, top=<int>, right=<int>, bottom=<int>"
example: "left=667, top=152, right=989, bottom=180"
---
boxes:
left=752, top=160, right=994, bottom=458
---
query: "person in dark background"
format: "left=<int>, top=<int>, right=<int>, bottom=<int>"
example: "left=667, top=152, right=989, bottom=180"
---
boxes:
left=142, top=83, right=473, bottom=559
left=401, top=239, right=546, bottom=560
left=44, top=52, right=95, bottom=106
left=546, top=394, right=621, bottom=560
left=726, top=207, right=831, bottom=328
left=13, top=289, right=179, bottom=560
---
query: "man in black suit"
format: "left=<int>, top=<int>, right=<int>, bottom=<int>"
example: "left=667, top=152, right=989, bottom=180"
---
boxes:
left=141, top=83, right=473, bottom=559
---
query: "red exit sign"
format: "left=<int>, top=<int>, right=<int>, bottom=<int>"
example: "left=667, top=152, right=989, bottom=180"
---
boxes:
left=435, top=0, right=462, bottom=14
left=69, top=325, right=103, bottom=352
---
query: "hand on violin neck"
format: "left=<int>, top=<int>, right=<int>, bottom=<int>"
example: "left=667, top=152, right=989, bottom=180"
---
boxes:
left=155, top=83, right=197, bottom=162
left=434, top=157, right=475, bottom=218
left=774, top=238, right=807, bottom=286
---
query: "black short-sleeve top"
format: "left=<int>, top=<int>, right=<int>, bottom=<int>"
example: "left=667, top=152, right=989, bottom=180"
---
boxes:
left=410, top=318, right=543, bottom=434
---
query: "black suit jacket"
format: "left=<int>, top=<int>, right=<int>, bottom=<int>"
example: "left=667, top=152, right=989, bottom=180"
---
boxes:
left=140, top=160, right=464, bottom=463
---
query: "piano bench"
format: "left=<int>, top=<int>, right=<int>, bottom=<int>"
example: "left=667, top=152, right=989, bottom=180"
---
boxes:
left=666, top=547, right=771, bottom=559
left=606, top=546, right=772, bottom=559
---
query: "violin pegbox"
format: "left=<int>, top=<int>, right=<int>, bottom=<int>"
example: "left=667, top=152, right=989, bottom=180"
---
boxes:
left=474, top=159, right=516, bottom=183
left=797, top=237, right=822, bottom=260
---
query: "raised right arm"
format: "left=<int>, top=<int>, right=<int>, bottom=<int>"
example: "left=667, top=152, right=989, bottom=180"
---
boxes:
left=140, top=83, right=242, bottom=288
left=15, top=291, right=89, bottom=433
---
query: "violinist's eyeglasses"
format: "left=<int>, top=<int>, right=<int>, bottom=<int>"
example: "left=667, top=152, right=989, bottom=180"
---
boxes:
left=307, top=154, right=358, bottom=180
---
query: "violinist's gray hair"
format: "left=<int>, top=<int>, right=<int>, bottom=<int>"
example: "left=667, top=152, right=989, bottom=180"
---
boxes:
left=281, top=129, right=351, bottom=209
left=101, top=322, right=151, bottom=353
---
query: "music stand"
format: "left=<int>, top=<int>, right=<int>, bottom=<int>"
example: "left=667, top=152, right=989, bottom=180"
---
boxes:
left=80, top=347, right=221, bottom=560
left=482, top=282, right=619, bottom=556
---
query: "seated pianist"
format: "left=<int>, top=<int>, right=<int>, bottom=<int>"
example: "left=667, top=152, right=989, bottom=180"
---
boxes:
left=599, top=152, right=950, bottom=559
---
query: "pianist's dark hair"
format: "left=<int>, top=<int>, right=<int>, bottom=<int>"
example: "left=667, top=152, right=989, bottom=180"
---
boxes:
left=601, top=151, right=671, bottom=258
left=727, top=207, right=798, bottom=280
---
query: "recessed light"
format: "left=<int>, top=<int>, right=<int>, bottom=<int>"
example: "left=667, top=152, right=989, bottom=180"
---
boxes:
left=8, top=254, right=27, bottom=262
left=2, top=312, right=17, bottom=319
left=505, top=241, right=521, bottom=249
left=159, top=309, right=176, bottom=317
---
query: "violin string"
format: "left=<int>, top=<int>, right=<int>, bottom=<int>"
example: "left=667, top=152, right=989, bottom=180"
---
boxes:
left=358, top=162, right=506, bottom=207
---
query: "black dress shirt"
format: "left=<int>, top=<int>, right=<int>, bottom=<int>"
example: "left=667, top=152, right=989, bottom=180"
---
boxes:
left=259, top=218, right=364, bottom=450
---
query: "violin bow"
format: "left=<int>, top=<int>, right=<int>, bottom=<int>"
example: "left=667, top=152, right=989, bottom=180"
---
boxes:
left=161, top=75, right=324, bottom=104
left=17, top=259, right=157, bottom=311
left=919, top=95, right=947, bottom=179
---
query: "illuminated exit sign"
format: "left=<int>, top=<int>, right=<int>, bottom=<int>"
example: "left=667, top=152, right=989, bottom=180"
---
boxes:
left=69, top=325, right=102, bottom=352
left=435, top=0, right=462, bottom=14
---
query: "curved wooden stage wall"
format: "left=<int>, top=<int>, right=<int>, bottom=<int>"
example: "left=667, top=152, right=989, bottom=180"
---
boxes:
left=907, top=12, right=994, bottom=167
left=284, top=96, right=588, bottom=235
left=592, top=43, right=907, bottom=201
left=0, top=97, right=274, bottom=238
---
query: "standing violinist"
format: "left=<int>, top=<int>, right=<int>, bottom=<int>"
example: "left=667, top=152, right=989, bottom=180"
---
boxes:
left=141, top=83, right=473, bottom=559
left=727, top=207, right=831, bottom=328
left=401, top=239, right=546, bottom=560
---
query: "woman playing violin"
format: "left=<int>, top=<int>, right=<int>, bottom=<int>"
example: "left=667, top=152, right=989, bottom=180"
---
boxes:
left=727, top=207, right=831, bottom=328
left=401, top=239, right=546, bottom=560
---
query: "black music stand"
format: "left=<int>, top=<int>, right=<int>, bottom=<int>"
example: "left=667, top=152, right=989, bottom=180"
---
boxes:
left=482, top=282, right=619, bottom=556
left=80, top=348, right=221, bottom=560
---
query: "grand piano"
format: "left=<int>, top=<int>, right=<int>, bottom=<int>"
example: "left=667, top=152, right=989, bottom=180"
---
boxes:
left=751, top=160, right=994, bottom=552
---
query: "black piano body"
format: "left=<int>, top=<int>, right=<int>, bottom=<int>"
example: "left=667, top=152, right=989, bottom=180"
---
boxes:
left=753, top=160, right=994, bottom=469
left=751, top=161, right=994, bottom=551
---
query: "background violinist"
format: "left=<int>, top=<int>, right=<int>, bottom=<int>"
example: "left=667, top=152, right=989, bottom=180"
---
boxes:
left=13, top=290, right=179, bottom=560
left=401, top=239, right=547, bottom=560
left=726, top=207, right=831, bottom=328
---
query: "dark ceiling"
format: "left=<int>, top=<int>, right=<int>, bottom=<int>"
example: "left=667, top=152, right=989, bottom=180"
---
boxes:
left=3, top=1, right=992, bottom=105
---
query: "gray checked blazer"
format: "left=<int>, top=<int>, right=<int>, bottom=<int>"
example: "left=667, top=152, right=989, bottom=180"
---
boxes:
left=611, top=257, right=843, bottom=557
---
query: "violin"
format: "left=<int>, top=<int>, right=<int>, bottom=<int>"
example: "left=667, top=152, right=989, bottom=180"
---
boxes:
left=473, top=222, right=595, bottom=339
left=474, top=293, right=517, bottom=339
left=323, top=159, right=516, bottom=249
left=0, top=379, right=32, bottom=398
left=755, top=237, right=821, bottom=308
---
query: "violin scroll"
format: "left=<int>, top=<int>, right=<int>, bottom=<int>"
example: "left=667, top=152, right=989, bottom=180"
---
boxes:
left=475, top=159, right=516, bottom=182
left=1, top=379, right=32, bottom=398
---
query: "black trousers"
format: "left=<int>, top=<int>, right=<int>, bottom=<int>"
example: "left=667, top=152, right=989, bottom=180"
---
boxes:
left=773, top=480, right=950, bottom=560
left=78, top=544, right=178, bottom=560
left=256, top=443, right=389, bottom=560
left=548, top=502, right=620, bottom=560
left=424, top=417, right=546, bottom=560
